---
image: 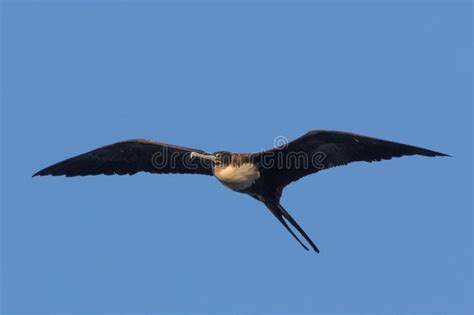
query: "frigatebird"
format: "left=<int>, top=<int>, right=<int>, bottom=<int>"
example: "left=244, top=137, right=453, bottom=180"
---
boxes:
left=33, top=130, right=448, bottom=253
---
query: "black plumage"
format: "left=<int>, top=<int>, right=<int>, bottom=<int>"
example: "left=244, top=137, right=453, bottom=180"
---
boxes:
left=33, top=139, right=213, bottom=177
left=34, top=130, right=448, bottom=253
left=254, top=130, right=448, bottom=200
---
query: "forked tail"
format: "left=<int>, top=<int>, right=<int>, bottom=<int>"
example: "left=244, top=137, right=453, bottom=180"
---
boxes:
left=258, top=196, right=319, bottom=253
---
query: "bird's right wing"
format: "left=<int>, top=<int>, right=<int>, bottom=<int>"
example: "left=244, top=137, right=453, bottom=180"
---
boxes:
left=33, top=139, right=214, bottom=177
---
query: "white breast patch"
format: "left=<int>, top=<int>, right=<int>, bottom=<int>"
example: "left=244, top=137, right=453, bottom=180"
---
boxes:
left=214, top=163, right=260, bottom=191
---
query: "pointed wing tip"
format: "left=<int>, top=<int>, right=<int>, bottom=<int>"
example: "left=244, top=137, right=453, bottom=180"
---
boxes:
left=431, top=151, right=450, bottom=157
left=418, top=147, right=450, bottom=158
left=32, top=167, right=64, bottom=177
left=32, top=169, right=52, bottom=177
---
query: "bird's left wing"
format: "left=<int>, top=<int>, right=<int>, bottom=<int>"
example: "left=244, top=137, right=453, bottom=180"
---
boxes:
left=253, top=130, right=449, bottom=199
left=33, top=139, right=213, bottom=177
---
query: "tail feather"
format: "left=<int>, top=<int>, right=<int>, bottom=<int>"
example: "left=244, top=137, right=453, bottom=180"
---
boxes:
left=260, top=196, right=319, bottom=253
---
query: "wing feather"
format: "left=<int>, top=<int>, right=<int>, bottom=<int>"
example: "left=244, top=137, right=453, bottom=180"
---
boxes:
left=33, top=139, right=213, bottom=177
left=254, top=130, right=449, bottom=197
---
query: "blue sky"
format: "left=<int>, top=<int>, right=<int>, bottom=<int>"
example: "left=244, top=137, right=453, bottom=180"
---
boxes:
left=1, top=1, right=472, bottom=314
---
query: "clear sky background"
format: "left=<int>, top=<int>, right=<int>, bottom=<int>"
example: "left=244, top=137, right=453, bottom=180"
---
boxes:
left=1, top=1, right=472, bottom=314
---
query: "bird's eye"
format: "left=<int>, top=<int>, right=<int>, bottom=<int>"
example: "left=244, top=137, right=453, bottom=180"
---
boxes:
left=216, top=153, right=221, bottom=158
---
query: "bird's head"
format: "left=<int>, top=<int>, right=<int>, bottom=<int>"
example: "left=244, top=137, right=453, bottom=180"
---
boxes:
left=212, top=151, right=233, bottom=166
left=190, top=151, right=233, bottom=167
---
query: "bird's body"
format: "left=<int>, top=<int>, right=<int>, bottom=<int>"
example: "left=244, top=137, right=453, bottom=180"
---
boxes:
left=213, top=160, right=260, bottom=191
left=33, top=130, right=449, bottom=253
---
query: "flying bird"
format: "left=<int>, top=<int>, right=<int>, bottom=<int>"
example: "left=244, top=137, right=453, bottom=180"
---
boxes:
left=33, top=130, right=449, bottom=253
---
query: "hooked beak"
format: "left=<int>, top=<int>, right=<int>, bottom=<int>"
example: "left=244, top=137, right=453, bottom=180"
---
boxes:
left=190, top=152, right=217, bottom=162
